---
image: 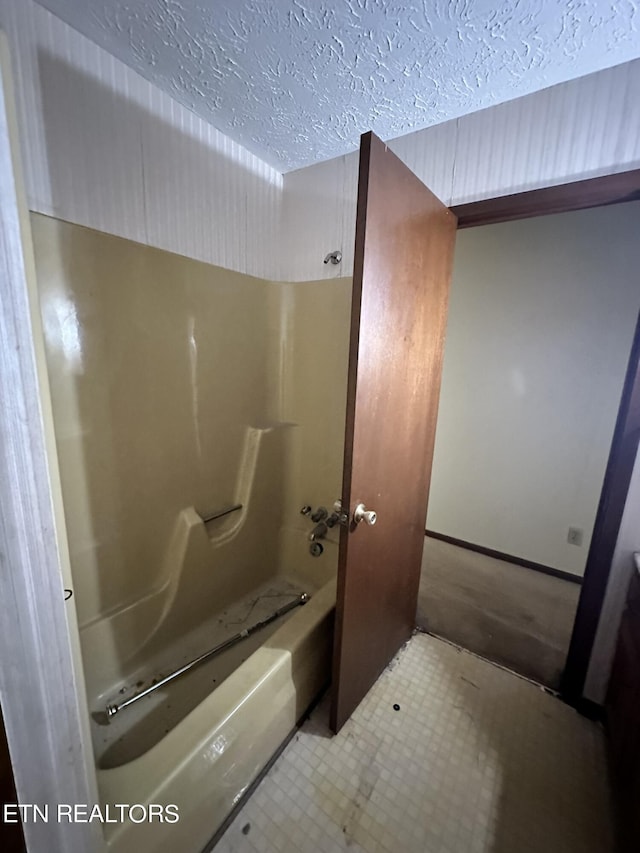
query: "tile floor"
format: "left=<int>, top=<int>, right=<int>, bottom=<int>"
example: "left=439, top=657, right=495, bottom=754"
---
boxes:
left=215, top=632, right=614, bottom=853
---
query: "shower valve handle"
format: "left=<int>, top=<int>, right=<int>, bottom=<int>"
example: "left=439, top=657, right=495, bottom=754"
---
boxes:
left=353, top=502, right=377, bottom=526
left=310, top=506, right=328, bottom=523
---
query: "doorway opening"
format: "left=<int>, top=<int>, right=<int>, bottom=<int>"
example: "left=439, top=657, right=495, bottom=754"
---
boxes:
left=417, top=170, right=640, bottom=698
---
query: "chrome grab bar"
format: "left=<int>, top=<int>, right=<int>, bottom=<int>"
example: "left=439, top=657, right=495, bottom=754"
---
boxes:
left=104, top=593, right=309, bottom=722
left=199, top=503, right=242, bottom=524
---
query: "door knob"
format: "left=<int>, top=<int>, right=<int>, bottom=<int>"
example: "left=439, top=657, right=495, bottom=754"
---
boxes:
left=353, top=503, right=377, bottom=526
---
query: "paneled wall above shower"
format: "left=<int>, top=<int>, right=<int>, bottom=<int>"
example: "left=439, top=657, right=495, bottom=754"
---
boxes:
left=280, top=58, right=640, bottom=282
left=0, top=0, right=283, bottom=278
left=3, top=1, right=640, bottom=285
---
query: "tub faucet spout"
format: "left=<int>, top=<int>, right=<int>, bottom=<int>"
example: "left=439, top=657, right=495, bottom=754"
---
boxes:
left=309, top=522, right=328, bottom=542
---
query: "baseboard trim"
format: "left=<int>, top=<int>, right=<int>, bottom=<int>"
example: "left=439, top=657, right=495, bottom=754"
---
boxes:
left=425, top=530, right=583, bottom=586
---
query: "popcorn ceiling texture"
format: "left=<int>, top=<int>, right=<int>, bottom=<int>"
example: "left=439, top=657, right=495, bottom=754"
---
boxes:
left=35, top=0, right=640, bottom=171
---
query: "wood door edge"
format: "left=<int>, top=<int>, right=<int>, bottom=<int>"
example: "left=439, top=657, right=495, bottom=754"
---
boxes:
left=330, top=132, right=374, bottom=734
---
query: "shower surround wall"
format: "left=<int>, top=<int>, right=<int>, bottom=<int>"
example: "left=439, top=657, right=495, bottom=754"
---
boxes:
left=32, top=211, right=352, bottom=850
left=271, top=278, right=353, bottom=587
left=32, top=211, right=350, bottom=674
left=33, top=214, right=278, bottom=631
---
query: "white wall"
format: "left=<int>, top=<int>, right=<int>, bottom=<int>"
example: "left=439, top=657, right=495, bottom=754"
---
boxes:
left=280, top=59, right=640, bottom=281
left=426, top=202, right=640, bottom=577
left=0, top=0, right=283, bottom=278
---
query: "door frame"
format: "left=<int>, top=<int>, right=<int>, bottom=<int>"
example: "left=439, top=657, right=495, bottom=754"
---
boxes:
left=449, top=167, right=640, bottom=708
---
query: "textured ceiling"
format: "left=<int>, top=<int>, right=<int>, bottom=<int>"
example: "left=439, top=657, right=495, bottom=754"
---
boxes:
left=36, top=0, right=640, bottom=172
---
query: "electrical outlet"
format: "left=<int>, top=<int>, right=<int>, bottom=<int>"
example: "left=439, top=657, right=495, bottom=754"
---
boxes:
left=567, top=527, right=583, bottom=546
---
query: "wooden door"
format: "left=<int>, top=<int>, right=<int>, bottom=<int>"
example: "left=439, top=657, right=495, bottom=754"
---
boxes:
left=330, top=132, right=457, bottom=732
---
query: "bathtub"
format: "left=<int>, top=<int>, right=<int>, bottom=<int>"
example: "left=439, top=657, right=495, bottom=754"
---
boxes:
left=96, top=577, right=335, bottom=853
left=31, top=210, right=346, bottom=851
left=73, top=424, right=337, bottom=852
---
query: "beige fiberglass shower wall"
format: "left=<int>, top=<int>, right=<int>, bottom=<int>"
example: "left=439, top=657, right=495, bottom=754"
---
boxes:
left=34, top=214, right=287, bottom=686
left=31, top=211, right=352, bottom=851
left=33, top=215, right=279, bottom=631
left=31, top=209, right=352, bottom=677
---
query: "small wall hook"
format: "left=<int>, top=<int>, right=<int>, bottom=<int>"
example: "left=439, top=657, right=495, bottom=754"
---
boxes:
left=323, top=250, right=342, bottom=265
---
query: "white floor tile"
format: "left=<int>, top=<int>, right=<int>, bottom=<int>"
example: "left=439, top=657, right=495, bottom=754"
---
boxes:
left=215, top=633, right=614, bottom=853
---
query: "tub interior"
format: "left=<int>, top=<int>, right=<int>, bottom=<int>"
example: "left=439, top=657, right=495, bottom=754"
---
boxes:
left=93, top=575, right=313, bottom=769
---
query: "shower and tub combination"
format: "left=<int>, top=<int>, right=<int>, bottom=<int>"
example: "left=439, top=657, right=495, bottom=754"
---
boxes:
left=91, top=486, right=337, bottom=853
left=32, top=213, right=351, bottom=852
left=86, top=452, right=335, bottom=853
